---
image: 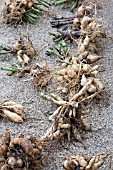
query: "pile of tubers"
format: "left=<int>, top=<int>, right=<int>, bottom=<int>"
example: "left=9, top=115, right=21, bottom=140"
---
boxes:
left=30, top=63, right=51, bottom=90
left=42, top=4, right=105, bottom=144
left=0, top=130, right=43, bottom=170
left=0, top=101, right=24, bottom=123
left=73, top=4, right=94, bottom=28
left=56, top=57, right=104, bottom=98
left=14, top=31, right=36, bottom=65
left=0, top=2, right=107, bottom=170
left=63, top=154, right=106, bottom=170
left=41, top=80, right=95, bottom=145
left=2, top=0, right=33, bottom=23
left=50, top=3, right=94, bottom=40
left=1, top=0, right=50, bottom=24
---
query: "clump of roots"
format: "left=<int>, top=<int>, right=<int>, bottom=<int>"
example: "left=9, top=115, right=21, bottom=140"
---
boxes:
left=41, top=2, right=105, bottom=146
left=41, top=20, right=105, bottom=142
left=0, top=130, right=44, bottom=170
left=1, top=0, right=51, bottom=24
left=1, top=0, right=27, bottom=24
left=14, top=31, right=36, bottom=65
left=30, top=63, right=52, bottom=90
left=63, top=154, right=106, bottom=170
left=41, top=80, right=98, bottom=146
left=0, top=101, right=25, bottom=123
left=50, top=3, right=94, bottom=42
left=56, top=56, right=104, bottom=99
left=0, top=31, right=35, bottom=64
left=77, top=16, right=105, bottom=59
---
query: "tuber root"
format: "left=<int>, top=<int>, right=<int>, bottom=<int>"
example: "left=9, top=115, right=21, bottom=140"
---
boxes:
left=0, top=130, right=44, bottom=170
left=0, top=101, right=25, bottom=122
left=63, top=154, right=106, bottom=170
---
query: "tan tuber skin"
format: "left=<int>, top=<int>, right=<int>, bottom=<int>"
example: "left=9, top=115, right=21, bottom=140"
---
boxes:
left=0, top=130, right=44, bottom=170
left=63, top=154, right=106, bottom=170
left=0, top=101, right=25, bottom=123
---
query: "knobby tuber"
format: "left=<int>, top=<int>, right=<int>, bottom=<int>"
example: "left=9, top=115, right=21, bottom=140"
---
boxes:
left=15, top=31, right=36, bottom=65
left=41, top=3, right=105, bottom=145
left=0, top=101, right=24, bottom=123
left=1, top=0, right=51, bottom=24
left=1, top=31, right=36, bottom=76
left=0, top=130, right=44, bottom=170
left=63, top=154, right=106, bottom=170
left=0, top=1, right=108, bottom=169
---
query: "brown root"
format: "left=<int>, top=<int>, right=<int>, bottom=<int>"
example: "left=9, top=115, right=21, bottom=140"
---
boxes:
left=30, top=63, right=52, bottom=90
left=14, top=31, right=36, bottom=65
left=63, top=154, right=106, bottom=170
left=41, top=2, right=105, bottom=148
left=1, top=0, right=34, bottom=24
left=1, top=0, right=27, bottom=24
left=0, top=130, right=44, bottom=170
left=0, top=101, right=24, bottom=122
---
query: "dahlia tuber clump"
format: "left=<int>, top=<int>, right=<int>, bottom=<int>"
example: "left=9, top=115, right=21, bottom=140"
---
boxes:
left=1, top=0, right=51, bottom=24
left=0, top=130, right=44, bottom=170
left=63, top=154, right=106, bottom=170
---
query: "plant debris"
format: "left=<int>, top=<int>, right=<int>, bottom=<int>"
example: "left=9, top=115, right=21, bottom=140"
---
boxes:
left=50, top=3, right=94, bottom=28
left=46, top=40, right=69, bottom=62
left=63, top=154, right=106, bottom=170
left=0, top=130, right=44, bottom=169
left=50, top=3, right=95, bottom=43
left=1, top=64, right=22, bottom=76
left=0, top=101, right=25, bottom=123
left=0, top=1, right=109, bottom=169
left=1, top=0, right=51, bottom=24
left=49, top=30, right=81, bottom=42
left=0, top=30, right=36, bottom=69
left=50, top=16, right=75, bottom=28
left=15, top=31, right=36, bottom=65
left=30, top=63, right=52, bottom=90
left=41, top=81, right=97, bottom=147
left=56, top=57, right=104, bottom=97
left=53, top=0, right=82, bottom=12
left=41, top=4, right=105, bottom=145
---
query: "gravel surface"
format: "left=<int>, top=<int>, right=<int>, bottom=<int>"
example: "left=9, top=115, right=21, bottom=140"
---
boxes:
left=0, top=0, right=113, bottom=169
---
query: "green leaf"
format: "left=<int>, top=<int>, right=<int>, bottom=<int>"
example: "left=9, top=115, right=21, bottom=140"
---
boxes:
left=63, top=46, right=68, bottom=53
left=53, top=0, right=67, bottom=5
left=41, top=0, right=51, bottom=6
left=54, top=37, right=61, bottom=42
left=7, top=71, right=14, bottom=76
left=0, top=46, right=4, bottom=51
left=33, top=4, right=43, bottom=11
left=31, top=8, right=43, bottom=16
left=58, top=43, right=62, bottom=52
left=60, top=41, right=66, bottom=47
left=47, top=111, right=54, bottom=115
left=40, top=90, right=45, bottom=98
left=26, top=15, right=37, bottom=23
left=0, top=52, right=8, bottom=55
left=37, top=0, right=50, bottom=8
left=29, top=12, right=39, bottom=19
left=1, top=67, right=21, bottom=72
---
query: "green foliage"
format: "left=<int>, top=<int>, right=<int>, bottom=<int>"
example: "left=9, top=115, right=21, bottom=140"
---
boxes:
left=25, top=0, right=51, bottom=23
left=53, top=0, right=80, bottom=12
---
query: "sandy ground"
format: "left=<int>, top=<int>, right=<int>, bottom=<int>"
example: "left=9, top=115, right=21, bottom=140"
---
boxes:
left=0, top=0, right=113, bottom=169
